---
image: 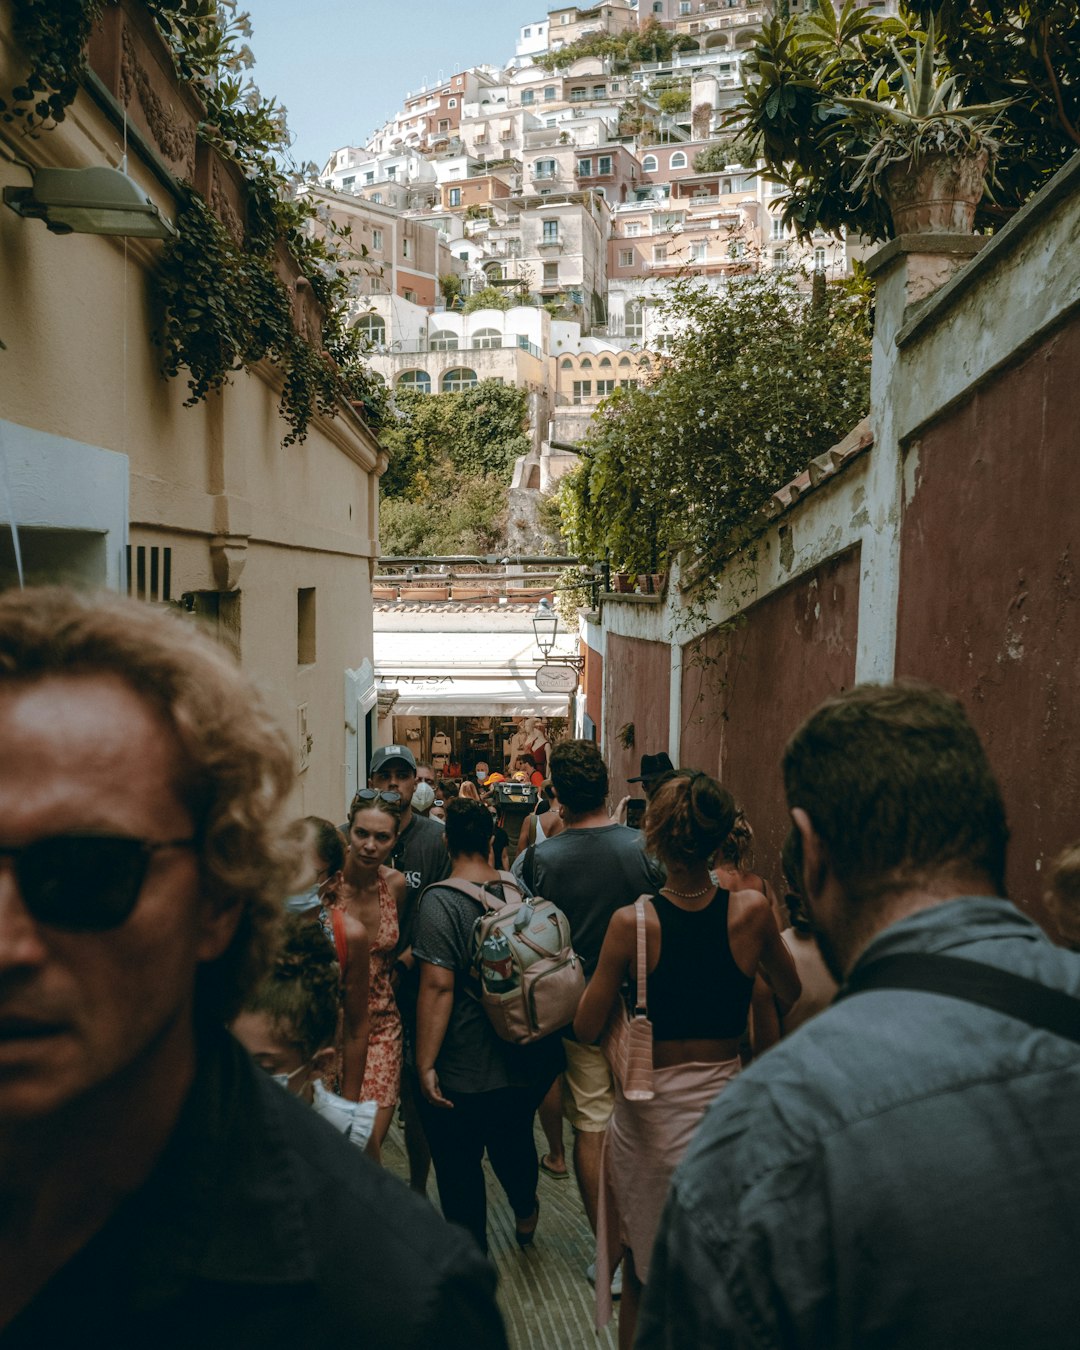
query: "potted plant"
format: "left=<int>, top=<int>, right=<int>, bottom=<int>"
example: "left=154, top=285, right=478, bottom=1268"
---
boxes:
left=740, top=4, right=1010, bottom=241
left=837, top=17, right=1008, bottom=235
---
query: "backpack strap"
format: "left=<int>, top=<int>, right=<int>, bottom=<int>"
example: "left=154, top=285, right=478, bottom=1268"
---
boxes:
left=427, top=874, right=524, bottom=914
left=633, top=895, right=649, bottom=1016
left=837, top=952, right=1080, bottom=1046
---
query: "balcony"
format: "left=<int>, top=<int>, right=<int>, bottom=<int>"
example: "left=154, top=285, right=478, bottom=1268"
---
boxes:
left=386, top=336, right=543, bottom=359
left=537, top=236, right=564, bottom=251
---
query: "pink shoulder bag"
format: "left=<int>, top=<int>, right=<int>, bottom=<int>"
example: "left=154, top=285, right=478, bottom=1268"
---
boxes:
left=600, top=896, right=655, bottom=1101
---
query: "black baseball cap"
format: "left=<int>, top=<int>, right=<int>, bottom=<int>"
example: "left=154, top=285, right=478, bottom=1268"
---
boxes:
left=370, top=744, right=417, bottom=776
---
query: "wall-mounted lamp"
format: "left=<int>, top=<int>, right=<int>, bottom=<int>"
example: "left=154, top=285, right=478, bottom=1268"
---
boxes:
left=3, top=166, right=176, bottom=239
left=532, top=596, right=559, bottom=657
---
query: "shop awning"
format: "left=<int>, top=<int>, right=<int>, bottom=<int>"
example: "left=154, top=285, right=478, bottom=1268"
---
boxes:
left=378, top=675, right=571, bottom=718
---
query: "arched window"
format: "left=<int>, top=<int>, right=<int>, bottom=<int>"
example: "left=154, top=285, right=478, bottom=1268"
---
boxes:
left=625, top=301, right=644, bottom=340
left=642, top=154, right=658, bottom=173
left=473, top=328, right=503, bottom=349
left=442, top=367, right=478, bottom=392
left=598, top=356, right=613, bottom=368
left=560, top=357, right=574, bottom=369
left=354, top=314, right=386, bottom=344
left=670, top=152, right=688, bottom=170
left=429, top=329, right=459, bottom=351
left=618, top=355, right=632, bottom=368
left=638, top=355, right=652, bottom=369
left=397, top=370, right=431, bottom=393
left=580, top=356, right=593, bottom=369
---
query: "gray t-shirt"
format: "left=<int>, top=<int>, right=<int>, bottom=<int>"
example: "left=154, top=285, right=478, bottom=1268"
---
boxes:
left=513, top=823, right=662, bottom=976
left=393, top=811, right=451, bottom=946
left=413, top=880, right=532, bottom=1095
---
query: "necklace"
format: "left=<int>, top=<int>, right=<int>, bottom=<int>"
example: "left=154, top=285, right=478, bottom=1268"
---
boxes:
left=660, top=881, right=715, bottom=900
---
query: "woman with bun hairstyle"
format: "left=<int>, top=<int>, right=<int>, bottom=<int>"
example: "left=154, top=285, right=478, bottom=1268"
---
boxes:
left=574, top=772, right=800, bottom=1347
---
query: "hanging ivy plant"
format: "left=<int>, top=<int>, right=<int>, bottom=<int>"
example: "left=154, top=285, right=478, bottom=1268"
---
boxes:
left=1, top=0, right=387, bottom=444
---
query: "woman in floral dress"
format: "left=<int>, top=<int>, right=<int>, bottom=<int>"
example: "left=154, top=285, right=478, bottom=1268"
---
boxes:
left=336, top=793, right=408, bottom=1162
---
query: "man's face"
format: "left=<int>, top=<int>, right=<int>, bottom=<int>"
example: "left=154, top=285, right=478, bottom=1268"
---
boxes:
left=474, top=762, right=489, bottom=782
left=370, top=761, right=416, bottom=807
left=790, top=807, right=847, bottom=984
left=0, top=675, right=239, bottom=1123
left=415, top=765, right=435, bottom=788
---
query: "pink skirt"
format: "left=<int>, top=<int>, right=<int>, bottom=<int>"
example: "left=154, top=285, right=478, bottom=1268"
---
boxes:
left=595, top=1058, right=741, bottom=1328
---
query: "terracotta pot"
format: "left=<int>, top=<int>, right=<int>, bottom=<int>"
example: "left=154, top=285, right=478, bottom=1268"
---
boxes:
left=450, top=587, right=492, bottom=601
left=884, top=149, right=989, bottom=236
left=611, top=573, right=632, bottom=594
left=372, top=587, right=398, bottom=602
left=650, top=572, right=667, bottom=595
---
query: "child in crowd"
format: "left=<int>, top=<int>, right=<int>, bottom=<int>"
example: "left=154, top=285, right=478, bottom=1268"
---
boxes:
left=232, top=914, right=377, bottom=1148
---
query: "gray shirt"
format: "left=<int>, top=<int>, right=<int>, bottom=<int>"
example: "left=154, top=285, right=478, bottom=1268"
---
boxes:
left=393, top=811, right=451, bottom=946
left=512, top=823, right=661, bottom=976
left=412, top=880, right=531, bottom=1094
left=638, top=897, right=1080, bottom=1350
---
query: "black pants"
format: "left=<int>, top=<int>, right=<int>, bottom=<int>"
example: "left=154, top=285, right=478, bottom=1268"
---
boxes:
left=419, top=1084, right=540, bottom=1254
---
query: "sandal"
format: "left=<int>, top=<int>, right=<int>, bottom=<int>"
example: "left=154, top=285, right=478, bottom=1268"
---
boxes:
left=540, top=1154, right=569, bottom=1179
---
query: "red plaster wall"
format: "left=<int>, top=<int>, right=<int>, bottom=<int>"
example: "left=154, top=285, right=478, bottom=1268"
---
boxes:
left=605, top=632, right=670, bottom=802
left=895, top=318, right=1080, bottom=925
left=680, top=546, right=861, bottom=892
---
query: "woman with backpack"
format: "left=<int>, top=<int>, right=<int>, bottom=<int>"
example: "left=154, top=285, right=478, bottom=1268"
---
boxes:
left=574, top=772, right=801, bottom=1348
left=413, top=798, right=565, bottom=1255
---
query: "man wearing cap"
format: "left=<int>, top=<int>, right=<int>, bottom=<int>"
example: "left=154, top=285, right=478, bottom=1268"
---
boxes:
left=613, top=752, right=677, bottom=826
left=366, top=745, right=450, bottom=1194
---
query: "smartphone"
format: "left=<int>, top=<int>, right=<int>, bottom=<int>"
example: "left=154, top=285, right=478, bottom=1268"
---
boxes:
left=626, top=798, right=646, bottom=830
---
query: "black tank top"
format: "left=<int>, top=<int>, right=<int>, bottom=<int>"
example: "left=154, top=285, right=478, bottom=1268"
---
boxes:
left=641, top=890, right=755, bottom=1041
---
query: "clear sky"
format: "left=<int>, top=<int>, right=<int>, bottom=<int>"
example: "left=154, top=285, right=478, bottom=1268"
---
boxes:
left=242, top=0, right=549, bottom=171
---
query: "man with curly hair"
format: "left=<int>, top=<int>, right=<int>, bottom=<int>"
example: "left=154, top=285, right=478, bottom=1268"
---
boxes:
left=0, top=588, right=506, bottom=1349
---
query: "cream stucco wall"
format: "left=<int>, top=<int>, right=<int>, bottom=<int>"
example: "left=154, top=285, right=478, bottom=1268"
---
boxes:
left=0, top=1, right=384, bottom=823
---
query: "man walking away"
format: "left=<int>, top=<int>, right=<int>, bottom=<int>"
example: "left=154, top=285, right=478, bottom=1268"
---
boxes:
left=0, top=587, right=506, bottom=1350
left=640, top=682, right=1080, bottom=1350
left=514, top=740, right=660, bottom=1249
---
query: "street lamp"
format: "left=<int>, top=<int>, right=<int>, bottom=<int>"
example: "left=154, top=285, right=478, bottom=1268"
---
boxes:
left=532, top=597, right=559, bottom=658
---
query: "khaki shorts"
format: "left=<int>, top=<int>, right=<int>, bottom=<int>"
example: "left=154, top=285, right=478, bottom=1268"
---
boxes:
left=561, top=1039, right=615, bottom=1132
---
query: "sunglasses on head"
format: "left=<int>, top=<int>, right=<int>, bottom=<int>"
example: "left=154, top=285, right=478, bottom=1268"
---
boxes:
left=1, top=834, right=196, bottom=932
left=351, top=789, right=402, bottom=807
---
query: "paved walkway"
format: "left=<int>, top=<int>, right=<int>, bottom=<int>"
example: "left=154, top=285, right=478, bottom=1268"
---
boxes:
left=384, top=1121, right=618, bottom=1349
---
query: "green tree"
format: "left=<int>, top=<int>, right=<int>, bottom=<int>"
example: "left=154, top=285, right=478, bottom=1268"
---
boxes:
left=462, top=286, right=513, bottom=315
left=557, top=273, right=872, bottom=586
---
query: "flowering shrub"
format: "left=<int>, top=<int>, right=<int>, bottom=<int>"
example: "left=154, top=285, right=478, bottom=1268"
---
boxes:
left=557, top=271, right=872, bottom=590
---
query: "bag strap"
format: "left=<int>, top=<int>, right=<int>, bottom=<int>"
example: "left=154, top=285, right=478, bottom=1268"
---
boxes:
left=837, top=952, right=1080, bottom=1046
left=633, top=896, right=649, bottom=1016
left=523, top=844, right=537, bottom=894
left=433, top=874, right=524, bottom=914
left=330, top=906, right=349, bottom=977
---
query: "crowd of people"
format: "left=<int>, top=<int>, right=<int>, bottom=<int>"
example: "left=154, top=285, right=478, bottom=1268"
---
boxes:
left=2, top=585, right=1079, bottom=1350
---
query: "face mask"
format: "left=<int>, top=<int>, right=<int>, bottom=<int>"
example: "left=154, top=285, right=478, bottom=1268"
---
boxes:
left=270, top=1061, right=311, bottom=1094
left=284, top=886, right=321, bottom=914
left=412, top=781, right=436, bottom=813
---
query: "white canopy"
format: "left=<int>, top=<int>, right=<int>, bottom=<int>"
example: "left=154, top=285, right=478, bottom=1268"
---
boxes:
left=380, top=675, right=570, bottom=717
left=374, top=626, right=577, bottom=717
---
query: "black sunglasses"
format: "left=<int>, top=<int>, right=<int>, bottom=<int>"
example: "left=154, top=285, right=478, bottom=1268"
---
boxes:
left=351, top=790, right=402, bottom=807
left=1, top=834, right=196, bottom=932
